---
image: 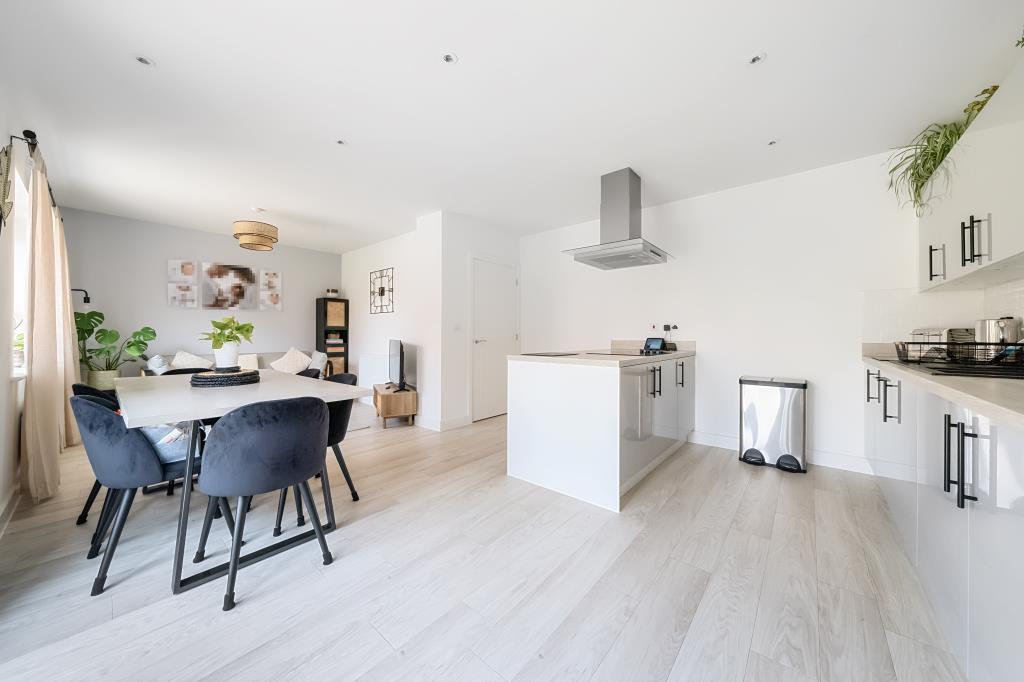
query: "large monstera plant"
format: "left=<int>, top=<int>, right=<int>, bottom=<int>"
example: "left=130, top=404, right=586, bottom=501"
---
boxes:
left=75, top=310, right=156, bottom=371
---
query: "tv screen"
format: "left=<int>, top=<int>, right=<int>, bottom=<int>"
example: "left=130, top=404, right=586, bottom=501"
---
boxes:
left=389, top=339, right=404, bottom=388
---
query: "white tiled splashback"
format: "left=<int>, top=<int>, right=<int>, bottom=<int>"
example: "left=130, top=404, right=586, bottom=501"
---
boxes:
left=983, top=279, right=1024, bottom=319
left=861, top=278, right=1024, bottom=343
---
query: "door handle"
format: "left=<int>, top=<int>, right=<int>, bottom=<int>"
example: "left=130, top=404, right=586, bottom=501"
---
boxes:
left=956, top=422, right=979, bottom=509
left=676, top=361, right=684, bottom=387
left=656, top=366, right=663, bottom=396
left=649, top=367, right=656, bottom=397
left=866, top=369, right=880, bottom=403
left=473, top=339, right=487, bottom=344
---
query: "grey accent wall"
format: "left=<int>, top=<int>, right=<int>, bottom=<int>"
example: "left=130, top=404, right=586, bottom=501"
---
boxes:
left=63, top=208, right=342, bottom=368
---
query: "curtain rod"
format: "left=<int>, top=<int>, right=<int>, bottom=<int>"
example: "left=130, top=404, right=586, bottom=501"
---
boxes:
left=7, top=130, right=59, bottom=209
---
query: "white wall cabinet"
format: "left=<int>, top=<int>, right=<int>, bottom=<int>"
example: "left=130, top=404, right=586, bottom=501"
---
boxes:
left=917, top=57, right=1024, bottom=291
left=866, top=366, right=1024, bottom=678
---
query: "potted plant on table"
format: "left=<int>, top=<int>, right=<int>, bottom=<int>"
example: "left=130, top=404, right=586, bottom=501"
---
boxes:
left=200, top=317, right=254, bottom=369
left=87, top=324, right=157, bottom=390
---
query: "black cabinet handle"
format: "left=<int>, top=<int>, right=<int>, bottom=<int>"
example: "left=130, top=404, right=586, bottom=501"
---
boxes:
left=944, top=414, right=956, bottom=492
left=649, top=367, right=656, bottom=397
left=880, top=378, right=900, bottom=423
left=961, top=215, right=982, bottom=266
left=676, top=361, right=685, bottom=387
left=956, top=421, right=979, bottom=509
left=656, top=366, right=663, bottom=396
left=866, top=369, right=880, bottom=403
left=928, top=244, right=945, bottom=281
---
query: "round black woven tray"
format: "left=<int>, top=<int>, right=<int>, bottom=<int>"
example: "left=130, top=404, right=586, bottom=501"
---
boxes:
left=190, top=369, right=260, bottom=388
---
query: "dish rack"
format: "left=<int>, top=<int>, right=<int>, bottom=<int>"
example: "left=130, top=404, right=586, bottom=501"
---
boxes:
left=895, top=341, right=1024, bottom=366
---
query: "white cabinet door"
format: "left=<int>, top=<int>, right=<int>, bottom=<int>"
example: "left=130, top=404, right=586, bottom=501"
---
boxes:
left=916, top=392, right=970, bottom=670
left=651, top=359, right=678, bottom=440
left=875, top=376, right=919, bottom=563
left=675, top=356, right=695, bottom=440
left=968, top=414, right=1024, bottom=682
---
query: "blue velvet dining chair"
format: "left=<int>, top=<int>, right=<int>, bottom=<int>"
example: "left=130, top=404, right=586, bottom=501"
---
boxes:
left=194, top=396, right=333, bottom=611
left=273, top=373, right=360, bottom=536
left=71, top=383, right=119, bottom=526
left=70, top=396, right=235, bottom=596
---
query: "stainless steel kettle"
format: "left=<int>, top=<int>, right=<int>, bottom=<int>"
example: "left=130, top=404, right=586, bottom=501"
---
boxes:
left=976, top=317, right=1022, bottom=344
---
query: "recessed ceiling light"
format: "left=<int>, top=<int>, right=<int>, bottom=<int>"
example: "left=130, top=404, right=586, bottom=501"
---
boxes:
left=441, top=52, right=459, bottom=65
left=135, top=55, right=155, bottom=66
left=336, top=139, right=346, bottom=145
left=748, top=52, right=767, bottom=65
left=767, top=138, right=780, bottom=146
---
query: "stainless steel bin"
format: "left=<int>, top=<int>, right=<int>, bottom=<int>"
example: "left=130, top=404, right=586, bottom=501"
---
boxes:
left=739, top=376, right=807, bottom=473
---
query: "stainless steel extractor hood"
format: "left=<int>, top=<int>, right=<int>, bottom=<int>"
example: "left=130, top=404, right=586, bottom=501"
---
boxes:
left=563, top=167, right=671, bottom=270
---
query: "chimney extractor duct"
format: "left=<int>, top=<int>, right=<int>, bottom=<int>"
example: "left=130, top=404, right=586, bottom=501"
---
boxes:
left=562, top=167, right=671, bottom=270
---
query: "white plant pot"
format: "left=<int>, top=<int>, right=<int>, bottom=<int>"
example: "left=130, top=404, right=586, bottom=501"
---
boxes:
left=214, top=342, right=240, bottom=369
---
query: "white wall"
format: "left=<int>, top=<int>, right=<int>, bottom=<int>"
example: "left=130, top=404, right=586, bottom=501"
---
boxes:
left=520, top=152, right=989, bottom=475
left=440, top=212, right=521, bottom=429
left=341, top=213, right=443, bottom=430
left=63, top=208, right=342, bottom=363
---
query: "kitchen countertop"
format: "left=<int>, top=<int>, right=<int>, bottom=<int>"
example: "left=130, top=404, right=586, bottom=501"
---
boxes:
left=509, top=349, right=696, bottom=368
left=863, top=355, right=1024, bottom=432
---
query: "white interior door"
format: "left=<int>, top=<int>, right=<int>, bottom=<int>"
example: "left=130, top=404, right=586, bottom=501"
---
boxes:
left=472, top=259, right=519, bottom=421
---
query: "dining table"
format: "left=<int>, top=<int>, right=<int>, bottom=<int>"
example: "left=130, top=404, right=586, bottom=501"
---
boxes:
left=114, top=369, right=372, bottom=595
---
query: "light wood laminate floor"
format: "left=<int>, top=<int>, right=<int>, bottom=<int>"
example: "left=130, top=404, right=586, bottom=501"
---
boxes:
left=0, top=416, right=961, bottom=681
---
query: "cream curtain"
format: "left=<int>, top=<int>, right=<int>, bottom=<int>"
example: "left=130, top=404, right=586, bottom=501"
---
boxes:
left=19, top=147, right=80, bottom=502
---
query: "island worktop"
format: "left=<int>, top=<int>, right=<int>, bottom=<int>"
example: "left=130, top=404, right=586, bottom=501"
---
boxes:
left=508, top=349, right=695, bottom=368
left=507, top=350, right=696, bottom=511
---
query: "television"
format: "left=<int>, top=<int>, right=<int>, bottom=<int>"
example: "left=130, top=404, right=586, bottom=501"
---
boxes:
left=388, top=339, right=407, bottom=391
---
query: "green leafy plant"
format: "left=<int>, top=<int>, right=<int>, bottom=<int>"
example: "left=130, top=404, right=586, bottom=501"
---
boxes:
left=199, top=317, right=253, bottom=350
left=75, top=311, right=105, bottom=370
left=888, top=86, right=998, bottom=214
left=90, top=325, right=157, bottom=371
left=12, top=318, right=24, bottom=354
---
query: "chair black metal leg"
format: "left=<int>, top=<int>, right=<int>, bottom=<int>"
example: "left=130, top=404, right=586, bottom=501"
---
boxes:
left=193, top=496, right=218, bottom=563
left=77, top=480, right=102, bottom=525
left=218, top=498, right=236, bottom=538
left=222, top=495, right=250, bottom=611
left=332, top=444, right=359, bottom=501
left=91, top=488, right=136, bottom=596
left=298, top=481, right=332, bottom=565
left=293, top=484, right=305, bottom=526
left=88, top=488, right=120, bottom=559
left=166, top=479, right=176, bottom=496
left=273, top=488, right=287, bottom=537
left=319, top=465, right=335, bottom=527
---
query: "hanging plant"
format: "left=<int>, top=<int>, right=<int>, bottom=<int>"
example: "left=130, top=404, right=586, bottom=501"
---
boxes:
left=887, top=86, right=998, bottom=214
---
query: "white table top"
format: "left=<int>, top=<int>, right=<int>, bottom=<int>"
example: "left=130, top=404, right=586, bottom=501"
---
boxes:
left=114, top=370, right=373, bottom=428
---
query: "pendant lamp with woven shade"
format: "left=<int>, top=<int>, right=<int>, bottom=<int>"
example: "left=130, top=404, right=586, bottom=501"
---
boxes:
left=233, top=220, right=279, bottom=251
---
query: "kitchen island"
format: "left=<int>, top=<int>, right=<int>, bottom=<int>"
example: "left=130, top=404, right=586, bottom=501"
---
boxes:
left=507, top=347, right=695, bottom=511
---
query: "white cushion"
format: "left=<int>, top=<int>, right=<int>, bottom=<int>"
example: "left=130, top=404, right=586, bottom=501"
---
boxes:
left=238, top=354, right=259, bottom=371
left=171, top=350, right=213, bottom=370
left=270, top=347, right=311, bottom=374
left=308, top=350, right=329, bottom=375
left=147, top=355, right=170, bottom=376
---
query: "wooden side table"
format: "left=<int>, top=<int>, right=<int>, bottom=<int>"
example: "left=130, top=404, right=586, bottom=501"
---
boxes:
left=373, top=383, right=417, bottom=428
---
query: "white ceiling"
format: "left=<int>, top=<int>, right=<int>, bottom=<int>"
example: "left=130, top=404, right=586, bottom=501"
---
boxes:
left=2, top=1, right=1022, bottom=253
